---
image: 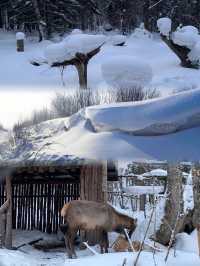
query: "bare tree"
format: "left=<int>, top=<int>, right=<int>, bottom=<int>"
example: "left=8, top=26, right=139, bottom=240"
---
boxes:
left=155, top=163, right=184, bottom=245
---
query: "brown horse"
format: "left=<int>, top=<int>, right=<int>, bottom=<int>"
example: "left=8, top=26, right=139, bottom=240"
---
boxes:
left=60, top=200, right=137, bottom=258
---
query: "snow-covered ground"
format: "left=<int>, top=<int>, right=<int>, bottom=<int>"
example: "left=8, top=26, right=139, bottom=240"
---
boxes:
left=12, top=89, right=200, bottom=162
left=0, top=247, right=199, bottom=266
left=0, top=128, right=10, bottom=161
left=1, top=30, right=200, bottom=128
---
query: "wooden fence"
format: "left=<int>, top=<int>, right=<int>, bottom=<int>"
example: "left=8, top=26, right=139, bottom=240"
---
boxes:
left=0, top=179, right=80, bottom=233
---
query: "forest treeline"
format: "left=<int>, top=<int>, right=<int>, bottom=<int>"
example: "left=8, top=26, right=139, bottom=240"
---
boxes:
left=0, top=0, right=200, bottom=40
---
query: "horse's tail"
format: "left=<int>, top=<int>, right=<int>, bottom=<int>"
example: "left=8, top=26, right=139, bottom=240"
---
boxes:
left=61, top=202, right=70, bottom=218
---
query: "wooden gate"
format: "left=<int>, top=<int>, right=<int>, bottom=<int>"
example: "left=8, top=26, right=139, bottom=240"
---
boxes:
left=0, top=179, right=80, bottom=233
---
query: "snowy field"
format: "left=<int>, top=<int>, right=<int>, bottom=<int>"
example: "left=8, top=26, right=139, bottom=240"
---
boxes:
left=1, top=30, right=200, bottom=128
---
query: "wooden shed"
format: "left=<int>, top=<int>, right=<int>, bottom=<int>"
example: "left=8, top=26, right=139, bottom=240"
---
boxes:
left=0, top=159, right=118, bottom=249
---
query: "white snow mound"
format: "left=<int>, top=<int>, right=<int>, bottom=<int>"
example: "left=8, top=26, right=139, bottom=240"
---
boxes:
left=172, top=26, right=199, bottom=49
left=79, top=88, right=200, bottom=135
left=101, top=56, right=153, bottom=89
left=157, top=17, right=172, bottom=37
left=45, top=34, right=106, bottom=65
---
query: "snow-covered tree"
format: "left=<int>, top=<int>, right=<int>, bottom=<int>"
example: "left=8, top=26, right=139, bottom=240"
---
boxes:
left=32, top=33, right=105, bottom=89
left=157, top=17, right=200, bottom=68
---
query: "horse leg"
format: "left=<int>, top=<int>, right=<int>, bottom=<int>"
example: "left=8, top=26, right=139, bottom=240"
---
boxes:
left=64, top=234, right=73, bottom=259
left=100, top=230, right=109, bottom=253
left=103, top=231, right=109, bottom=253
left=68, top=229, right=78, bottom=258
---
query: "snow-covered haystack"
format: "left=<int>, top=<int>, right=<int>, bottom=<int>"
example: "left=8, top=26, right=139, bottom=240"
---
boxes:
left=157, top=17, right=172, bottom=37
left=82, top=88, right=200, bottom=135
left=44, top=34, right=106, bottom=65
left=101, top=56, right=153, bottom=89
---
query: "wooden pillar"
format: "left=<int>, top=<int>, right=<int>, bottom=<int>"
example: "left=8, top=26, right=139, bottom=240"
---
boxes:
left=0, top=199, right=9, bottom=248
left=5, top=176, right=12, bottom=249
left=155, top=163, right=184, bottom=245
left=80, top=161, right=107, bottom=245
left=16, top=32, right=25, bottom=52
left=192, top=164, right=200, bottom=256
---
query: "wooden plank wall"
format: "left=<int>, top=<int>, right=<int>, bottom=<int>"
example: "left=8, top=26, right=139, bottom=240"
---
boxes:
left=0, top=180, right=80, bottom=233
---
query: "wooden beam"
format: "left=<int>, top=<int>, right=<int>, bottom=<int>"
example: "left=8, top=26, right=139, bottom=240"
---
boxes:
left=5, top=176, right=12, bottom=249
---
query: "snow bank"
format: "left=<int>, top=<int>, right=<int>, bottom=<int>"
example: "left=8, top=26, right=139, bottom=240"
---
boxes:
left=101, top=56, right=153, bottom=89
left=0, top=248, right=199, bottom=266
left=82, top=88, right=200, bottom=135
left=157, top=17, right=172, bottom=37
left=45, top=34, right=105, bottom=65
left=81, top=89, right=200, bottom=136
left=176, top=230, right=199, bottom=254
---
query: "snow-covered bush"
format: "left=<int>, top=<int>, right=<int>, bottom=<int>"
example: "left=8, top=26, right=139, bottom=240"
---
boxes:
left=157, top=17, right=172, bottom=37
left=114, top=87, right=159, bottom=102
left=101, top=56, right=153, bottom=89
left=51, top=90, right=101, bottom=117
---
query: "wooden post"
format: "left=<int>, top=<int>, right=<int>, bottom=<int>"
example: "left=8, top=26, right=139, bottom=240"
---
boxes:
left=80, top=160, right=107, bottom=245
left=0, top=199, right=10, bottom=248
left=16, top=32, right=25, bottom=52
left=5, top=176, right=12, bottom=249
left=192, top=164, right=200, bottom=256
left=155, top=163, right=184, bottom=245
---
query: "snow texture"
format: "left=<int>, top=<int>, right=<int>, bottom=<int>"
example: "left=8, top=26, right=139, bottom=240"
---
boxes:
left=107, top=35, right=127, bottom=45
left=82, top=88, right=200, bottom=135
left=142, top=169, right=167, bottom=177
left=172, top=26, right=199, bottom=49
left=101, top=56, right=153, bottom=89
left=45, top=34, right=106, bottom=65
left=157, top=17, right=172, bottom=37
left=16, top=32, right=25, bottom=40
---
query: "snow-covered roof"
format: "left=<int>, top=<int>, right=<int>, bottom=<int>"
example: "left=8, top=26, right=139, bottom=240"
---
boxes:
left=123, top=185, right=164, bottom=195
left=142, top=169, right=167, bottom=177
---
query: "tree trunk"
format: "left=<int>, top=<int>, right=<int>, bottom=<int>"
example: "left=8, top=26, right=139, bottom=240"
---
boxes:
left=75, top=62, right=88, bottom=90
left=161, top=35, right=198, bottom=69
left=5, top=176, right=12, bottom=249
left=155, top=163, right=184, bottom=245
left=192, top=164, right=200, bottom=256
left=32, top=0, right=45, bottom=42
left=80, top=161, right=107, bottom=245
left=0, top=199, right=10, bottom=248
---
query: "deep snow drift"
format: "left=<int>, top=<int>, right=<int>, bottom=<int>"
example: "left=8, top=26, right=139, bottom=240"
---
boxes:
left=9, top=88, right=200, bottom=162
